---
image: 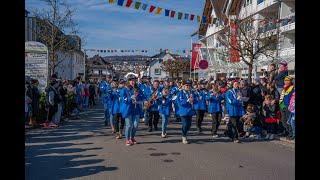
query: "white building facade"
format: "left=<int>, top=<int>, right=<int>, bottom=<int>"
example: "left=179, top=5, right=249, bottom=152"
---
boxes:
left=55, top=50, right=85, bottom=80
left=199, top=0, right=295, bottom=80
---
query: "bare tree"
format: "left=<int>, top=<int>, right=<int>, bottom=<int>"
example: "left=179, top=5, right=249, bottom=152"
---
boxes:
left=161, top=59, right=190, bottom=79
left=29, top=0, right=80, bottom=76
left=215, top=16, right=279, bottom=83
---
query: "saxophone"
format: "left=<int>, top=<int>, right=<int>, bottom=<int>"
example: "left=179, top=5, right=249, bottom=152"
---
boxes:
left=144, top=89, right=158, bottom=110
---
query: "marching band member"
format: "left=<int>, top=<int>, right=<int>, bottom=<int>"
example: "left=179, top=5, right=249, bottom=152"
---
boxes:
left=99, top=75, right=112, bottom=127
left=120, top=75, right=144, bottom=146
left=138, top=76, right=151, bottom=126
left=194, top=79, right=209, bottom=133
left=159, top=87, right=172, bottom=138
left=110, top=78, right=125, bottom=139
left=177, top=80, right=197, bottom=144
left=144, top=80, right=162, bottom=132
left=206, top=83, right=224, bottom=138
left=225, top=81, right=245, bottom=143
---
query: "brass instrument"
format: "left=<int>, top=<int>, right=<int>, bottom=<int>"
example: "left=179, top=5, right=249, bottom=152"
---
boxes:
left=144, top=89, right=158, bottom=110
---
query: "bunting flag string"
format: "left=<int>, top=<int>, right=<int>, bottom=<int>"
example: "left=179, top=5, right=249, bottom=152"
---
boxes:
left=155, top=7, right=162, bottom=15
left=117, top=0, right=125, bottom=6
left=149, top=5, right=156, bottom=13
left=170, top=11, right=175, bottom=18
left=134, top=1, right=141, bottom=10
left=178, top=12, right=183, bottom=20
left=109, top=0, right=206, bottom=23
left=85, top=48, right=191, bottom=55
left=190, top=14, right=195, bottom=21
left=125, top=0, right=133, bottom=7
left=165, top=9, right=170, bottom=16
left=141, top=3, right=148, bottom=10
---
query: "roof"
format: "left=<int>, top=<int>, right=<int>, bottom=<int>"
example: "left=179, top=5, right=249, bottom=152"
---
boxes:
left=198, top=0, right=228, bottom=37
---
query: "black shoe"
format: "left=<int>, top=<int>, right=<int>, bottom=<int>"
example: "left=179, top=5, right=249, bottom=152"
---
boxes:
left=148, top=128, right=152, bottom=132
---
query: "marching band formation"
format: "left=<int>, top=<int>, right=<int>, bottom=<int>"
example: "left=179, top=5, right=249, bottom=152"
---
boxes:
left=98, top=74, right=247, bottom=146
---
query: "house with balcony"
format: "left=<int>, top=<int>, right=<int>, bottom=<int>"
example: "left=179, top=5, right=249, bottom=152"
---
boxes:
left=198, top=0, right=295, bottom=80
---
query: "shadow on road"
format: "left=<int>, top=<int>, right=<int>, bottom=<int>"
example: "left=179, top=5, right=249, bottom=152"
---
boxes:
left=25, top=106, right=119, bottom=179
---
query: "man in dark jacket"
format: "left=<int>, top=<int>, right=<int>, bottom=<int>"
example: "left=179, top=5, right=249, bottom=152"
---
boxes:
left=275, top=61, right=288, bottom=93
left=89, top=81, right=96, bottom=108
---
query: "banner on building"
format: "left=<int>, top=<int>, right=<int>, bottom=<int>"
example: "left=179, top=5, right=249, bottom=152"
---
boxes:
left=191, top=43, right=202, bottom=70
left=229, top=20, right=240, bottom=62
left=25, top=41, right=48, bottom=93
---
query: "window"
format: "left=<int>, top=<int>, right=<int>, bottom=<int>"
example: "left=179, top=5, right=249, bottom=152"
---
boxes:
left=257, top=0, right=264, bottom=5
left=154, top=69, right=161, bottom=75
left=244, top=0, right=253, bottom=7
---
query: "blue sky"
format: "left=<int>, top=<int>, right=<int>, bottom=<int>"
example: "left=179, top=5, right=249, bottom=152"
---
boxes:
left=26, top=0, right=205, bottom=57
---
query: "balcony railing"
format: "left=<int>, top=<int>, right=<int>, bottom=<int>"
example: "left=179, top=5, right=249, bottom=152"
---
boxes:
left=258, top=23, right=277, bottom=33
left=281, top=14, right=295, bottom=26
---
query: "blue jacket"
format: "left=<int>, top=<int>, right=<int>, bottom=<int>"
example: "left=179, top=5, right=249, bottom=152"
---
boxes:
left=194, top=89, right=208, bottom=111
left=120, top=86, right=144, bottom=118
left=99, top=81, right=112, bottom=105
left=177, top=90, right=197, bottom=117
left=111, top=88, right=121, bottom=115
left=206, top=91, right=224, bottom=113
left=275, top=70, right=288, bottom=88
left=159, top=95, right=172, bottom=116
left=225, top=88, right=245, bottom=117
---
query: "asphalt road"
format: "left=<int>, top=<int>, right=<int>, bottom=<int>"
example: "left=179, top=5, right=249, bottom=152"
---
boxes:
left=25, top=104, right=295, bottom=180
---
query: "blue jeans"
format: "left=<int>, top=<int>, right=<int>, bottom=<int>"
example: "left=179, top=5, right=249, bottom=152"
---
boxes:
left=104, top=104, right=110, bottom=125
left=161, top=114, right=169, bottom=134
left=125, top=115, right=140, bottom=140
left=83, top=96, right=89, bottom=110
left=288, top=112, right=295, bottom=138
left=181, top=116, right=192, bottom=137
left=249, top=126, right=262, bottom=135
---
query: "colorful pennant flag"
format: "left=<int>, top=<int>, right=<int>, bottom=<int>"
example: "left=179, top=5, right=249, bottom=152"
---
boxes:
left=134, top=1, right=141, bottom=10
left=190, top=14, right=195, bottom=21
left=155, top=7, right=162, bottom=15
left=197, top=15, right=201, bottom=22
left=109, top=0, right=115, bottom=4
left=117, top=0, right=125, bottom=6
left=184, top=13, right=189, bottom=20
left=165, top=9, right=170, bottom=16
left=104, top=50, right=106, bottom=53
left=125, top=0, right=133, bottom=7
left=142, top=3, right=148, bottom=10
left=170, top=11, right=175, bottom=18
left=178, top=12, right=183, bottom=19
left=149, top=5, right=156, bottom=13
left=202, top=16, right=207, bottom=23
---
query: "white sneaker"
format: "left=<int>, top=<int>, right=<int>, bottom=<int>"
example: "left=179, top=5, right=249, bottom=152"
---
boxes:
left=249, top=134, right=255, bottom=138
left=255, top=135, right=261, bottom=140
left=265, top=134, right=270, bottom=140
left=269, top=134, right=274, bottom=140
left=182, top=137, right=188, bottom=144
left=212, top=134, right=219, bottom=138
left=161, top=133, right=167, bottom=138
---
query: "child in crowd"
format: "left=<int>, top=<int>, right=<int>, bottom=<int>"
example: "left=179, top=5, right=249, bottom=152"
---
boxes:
left=241, top=104, right=262, bottom=139
left=263, top=95, right=279, bottom=140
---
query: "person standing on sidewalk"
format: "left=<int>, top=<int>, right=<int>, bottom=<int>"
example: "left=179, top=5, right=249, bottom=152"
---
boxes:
left=275, top=61, right=289, bottom=94
left=89, top=81, right=96, bottom=108
left=194, top=79, right=209, bottom=133
left=288, top=91, right=295, bottom=140
left=279, top=76, right=294, bottom=139
left=225, top=81, right=245, bottom=143
left=30, top=79, right=40, bottom=127
left=159, top=87, right=172, bottom=138
left=177, top=80, right=197, bottom=144
left=121, top=75, right=144, bottom=146
left=207, top=83, right=224, bottom=138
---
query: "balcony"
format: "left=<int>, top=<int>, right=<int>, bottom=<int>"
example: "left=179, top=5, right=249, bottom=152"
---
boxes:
left=280, top=14, right=295, bottom=32
left=258, top=23, right=277, bottom=34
